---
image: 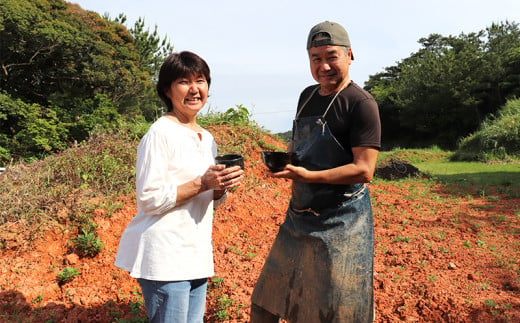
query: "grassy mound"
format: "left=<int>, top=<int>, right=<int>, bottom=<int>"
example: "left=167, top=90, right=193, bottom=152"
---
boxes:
left=452, top=98, right=520, bottom=162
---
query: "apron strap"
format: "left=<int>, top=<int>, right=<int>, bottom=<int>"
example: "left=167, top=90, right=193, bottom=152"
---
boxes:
left=322, top=85, right=345, bottom=118
left=295, top=83, right=348, bottom=120
left=295, top=86, right=320, bottom=119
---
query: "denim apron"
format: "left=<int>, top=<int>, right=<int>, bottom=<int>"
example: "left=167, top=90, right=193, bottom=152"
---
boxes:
left=252, top=86, right=374, bottom=323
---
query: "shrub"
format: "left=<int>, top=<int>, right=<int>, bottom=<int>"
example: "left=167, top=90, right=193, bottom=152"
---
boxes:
left=0, top=120, right=143, bottom=227
left=198, top=104, right=254, bottom=127
left=0, top=92, right=68, bottom=163
left=452, top=99, right=520, bottom=161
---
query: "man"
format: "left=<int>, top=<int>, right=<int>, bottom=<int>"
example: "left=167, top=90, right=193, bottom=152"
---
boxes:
left=251, top=21, right=381, bottom=323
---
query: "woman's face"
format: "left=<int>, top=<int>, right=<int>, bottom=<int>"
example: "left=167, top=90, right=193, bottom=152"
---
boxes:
left=166, top=73, right=209, bottom=117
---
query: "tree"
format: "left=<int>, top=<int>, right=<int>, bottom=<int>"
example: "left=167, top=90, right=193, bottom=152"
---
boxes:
left=0, top=0, right=172, bottom=161
left=1, top=0, right=148, bottom=115
left=478, top=21, right=520, bottom=113
left=112, top=14, right=174, bottom=120
left=0, top=92, right=68, bottom=160
left=396, top=33, right=484, bottom=147
left=367, top=21, right=520, bottom=149
left=365, top=66, right=403, bottom=148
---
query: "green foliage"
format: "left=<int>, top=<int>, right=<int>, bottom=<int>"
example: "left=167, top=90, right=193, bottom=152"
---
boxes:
left=112, top=14, right=173, bottom=120
left=209, top=276, right=224, bottom=289
left=207, top=276, right=234, bottom=321
left=376, top=147, right=520, bottom=195
left=215, top=295, right=233, bottom=321
left=416, top=160, right=520, bottom=190
left=57, top=266, right=80, bottom=285
left=73, top=227, right=104, bottom=258
left=0, top=92, right=68, bottom=162
left=0, top=0, right=171, bottom=161
left=484, top=299, right=497, bottom=308
left=377, top=146, right=450, bottom=164
left=198, top=104, right=254, bottom=127
left=0, top=120, right=145, bottom=227
left=452, top=98, right=520, bottom=162
left=63, top=93, right=124, bottom=142
left=367, top=21, right=520, bottom=149
left=275, top=130, right=292, bottom=144
left=124, top=16, right=173, bottom=77
left=2, top=0, right=136, bottom=108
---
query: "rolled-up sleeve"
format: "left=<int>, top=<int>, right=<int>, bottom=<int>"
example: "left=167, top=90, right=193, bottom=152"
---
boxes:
left=135, top=131, right=178, bottom=216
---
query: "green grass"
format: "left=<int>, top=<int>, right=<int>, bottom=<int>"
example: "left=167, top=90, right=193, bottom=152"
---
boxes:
left=377, top=146, right=450, bottom=164
left=378, top=147, right=520, bottom=189
left=416, top=161, right=520, bottom=187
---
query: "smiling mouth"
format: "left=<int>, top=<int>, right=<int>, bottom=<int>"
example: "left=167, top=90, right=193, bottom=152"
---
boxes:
left=319, top=71, right=336, bottom=78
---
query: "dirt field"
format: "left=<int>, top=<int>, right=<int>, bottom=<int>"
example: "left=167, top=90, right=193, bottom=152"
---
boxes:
left=1, top=127, right=519, bottom=322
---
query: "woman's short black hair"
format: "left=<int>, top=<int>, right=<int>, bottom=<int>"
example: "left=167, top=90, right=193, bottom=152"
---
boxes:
left=156, top=51, right=211, bottom=112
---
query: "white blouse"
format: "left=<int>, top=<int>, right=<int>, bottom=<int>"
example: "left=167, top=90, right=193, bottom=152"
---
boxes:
left=115, top=116, right=223, bottom=281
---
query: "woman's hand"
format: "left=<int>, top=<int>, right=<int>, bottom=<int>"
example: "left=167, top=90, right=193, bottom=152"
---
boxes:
left=175, top=165, right=244, bottom=207
left=201, top=165, right=244, bottom=191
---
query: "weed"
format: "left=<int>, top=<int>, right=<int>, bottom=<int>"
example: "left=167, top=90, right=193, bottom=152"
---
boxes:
left=0, top=128, right=139, bottom=231
left=110, top=309, right=121, bottom=319
left=393, top=236, right=410, bottom=243
left=424, top=240, right=432, bottom=249
left=73, top=227, right=104, bottom=258
left=31, top=293, right=43, bottom=307
left=245, top=252, right=257, bottom=260
left=484, top=299, right=497, bottom=308
left=227, top=245, right=243, bottom=255
left=215, top=295, right=233, bottom=321
left=490, top=214, right=507, bottom=225
left=128, top=300, right=144, bottom=316
left=435, top=230, right=447, bottom=240
left=209, top=277, right=224, bottom=289
left=57, top=267, right=80, bottom=285
left=113, top=287, right=147, bottom=322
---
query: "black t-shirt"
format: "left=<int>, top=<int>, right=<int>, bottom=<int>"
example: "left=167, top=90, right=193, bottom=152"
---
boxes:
left=295, top=81, right=381, bottom=151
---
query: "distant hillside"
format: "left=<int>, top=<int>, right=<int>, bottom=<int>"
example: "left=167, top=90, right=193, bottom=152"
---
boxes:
left=275, top=130, right=292, bottom=144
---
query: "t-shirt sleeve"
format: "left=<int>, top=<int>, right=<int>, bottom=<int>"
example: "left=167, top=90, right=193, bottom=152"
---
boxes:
left=350, top=98, right=381, bottom=149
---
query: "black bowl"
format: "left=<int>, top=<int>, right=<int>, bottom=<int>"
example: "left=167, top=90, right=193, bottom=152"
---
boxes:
left=260, top=151, right=292, bottom=172
left=215, top=154, right=244, bottom=169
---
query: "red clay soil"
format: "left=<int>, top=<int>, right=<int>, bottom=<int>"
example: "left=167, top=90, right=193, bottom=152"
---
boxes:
left=1, top=127, right=519, bottom=322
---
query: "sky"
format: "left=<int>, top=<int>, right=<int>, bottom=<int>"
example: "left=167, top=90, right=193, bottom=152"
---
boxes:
left=71, top=0, right=520, bottom=133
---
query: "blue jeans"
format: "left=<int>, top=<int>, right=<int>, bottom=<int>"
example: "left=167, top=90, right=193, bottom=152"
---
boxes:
left=137, top=278, right=208, bottom=323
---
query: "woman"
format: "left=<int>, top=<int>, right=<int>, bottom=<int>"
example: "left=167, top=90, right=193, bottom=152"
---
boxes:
left=115, top=51, right=244, bottom=322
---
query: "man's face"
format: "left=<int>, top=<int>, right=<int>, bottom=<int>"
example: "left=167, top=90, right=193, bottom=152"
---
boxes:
left=308, top=45, right=352, bottom=95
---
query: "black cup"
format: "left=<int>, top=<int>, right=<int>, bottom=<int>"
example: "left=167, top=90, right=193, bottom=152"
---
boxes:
left=260, top=151, right=293, bottom=172
left=215, top=154, right=244, bottom=169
